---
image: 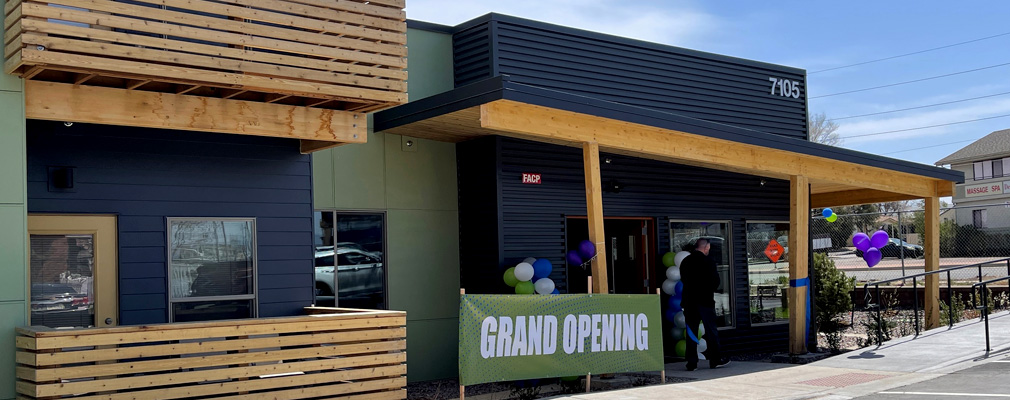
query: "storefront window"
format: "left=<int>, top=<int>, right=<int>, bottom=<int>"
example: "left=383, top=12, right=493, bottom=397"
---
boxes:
left=313, top=211, right=386, bottom=309
left=746, top=222, right=790, bottom=325
left=29, top=234, right=95, bottom=328
left=669, top=220, right=733, bottom=328
left=168, top=218, right=255, bottom=322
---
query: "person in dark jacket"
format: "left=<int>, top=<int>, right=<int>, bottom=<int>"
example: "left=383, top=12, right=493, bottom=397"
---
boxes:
left=680, top=238, right=730, bottom=370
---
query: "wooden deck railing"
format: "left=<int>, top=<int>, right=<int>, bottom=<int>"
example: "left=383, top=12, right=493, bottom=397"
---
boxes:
left=3, top=0, right=407, bottom=112
left=15, top=307, right=407, bottom=400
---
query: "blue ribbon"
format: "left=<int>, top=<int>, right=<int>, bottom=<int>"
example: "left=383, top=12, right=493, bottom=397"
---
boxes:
left=789, top=277, right=812, bottom=350
left=686, top=326, right=699, bottom=344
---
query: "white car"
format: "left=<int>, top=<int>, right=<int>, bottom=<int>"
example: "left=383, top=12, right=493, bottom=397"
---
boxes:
left=314, top=247, right=383, bottom=301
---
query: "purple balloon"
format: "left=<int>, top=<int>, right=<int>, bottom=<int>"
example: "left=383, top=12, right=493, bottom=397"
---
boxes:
left=578, top=240, right=597, bottom=260
left=853, top=232, right=871, bottom=252
left=566, top=250, right=583, bottom=266
left=863, top=247, right=882, bottom=268
left=870, top=230, right=890, bottom=249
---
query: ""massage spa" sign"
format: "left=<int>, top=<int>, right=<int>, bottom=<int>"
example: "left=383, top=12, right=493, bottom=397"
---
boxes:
left=458, top=294, right=663, bottom=385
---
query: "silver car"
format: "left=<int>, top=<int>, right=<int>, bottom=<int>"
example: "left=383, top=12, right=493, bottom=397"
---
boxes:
left=314, top=247, right=383, bottom=301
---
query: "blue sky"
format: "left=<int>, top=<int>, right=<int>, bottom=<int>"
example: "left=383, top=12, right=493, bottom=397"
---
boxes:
left=405, top=1, right=1010, bottom=166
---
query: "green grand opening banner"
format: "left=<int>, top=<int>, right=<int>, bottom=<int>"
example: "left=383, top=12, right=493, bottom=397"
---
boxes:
left=458, top=294, right=664, bottom=386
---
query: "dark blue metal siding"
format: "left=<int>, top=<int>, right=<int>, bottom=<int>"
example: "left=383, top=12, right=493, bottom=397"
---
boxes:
left=458, top=136, right=793, bottom=354
left=26, top=121, right=314, bottom=325
left=450, top=16, right=808, bottom=140
left=453, top=22, right=494, bottom=88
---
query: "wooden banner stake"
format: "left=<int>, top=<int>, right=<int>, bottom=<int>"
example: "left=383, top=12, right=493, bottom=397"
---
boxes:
left=460, top=288, right=466, bottom=400
left=656, top=288, right=666, bottom=384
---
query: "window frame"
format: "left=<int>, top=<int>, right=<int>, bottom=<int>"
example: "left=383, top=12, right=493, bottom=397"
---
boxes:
left=668, top=219, right=735, bottom=329
left=312, top=210, right=389, bottom=310
left=166, top=217, right=258, bottom=322
left=973, top=209, right=987, bottom=229
left=744, top=220, right=790, bottom=327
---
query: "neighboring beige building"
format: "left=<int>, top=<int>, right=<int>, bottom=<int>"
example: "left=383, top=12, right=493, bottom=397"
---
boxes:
left=937, top=128, right=1010, bottom=230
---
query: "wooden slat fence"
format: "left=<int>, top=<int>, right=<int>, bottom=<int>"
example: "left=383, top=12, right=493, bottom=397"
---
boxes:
left=15, top=308, right=407, bottom=400
left=3, top=0, right=407, bottom=111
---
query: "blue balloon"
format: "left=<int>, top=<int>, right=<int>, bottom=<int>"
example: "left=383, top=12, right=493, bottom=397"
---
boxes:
left=664, top=308, right=677, bottom=322
left=566, top=250, right=583, bottom=266
left=551, top=289, right=560, bottom=294
left=578, top=240, right=596, bottom=260
left=668, top=296, right=682, bottom=312
left=674, top=281, right=684, bottom=296
left=532, top=259, right=553, bottom=281
left=822, top=208, right=833, bottom=218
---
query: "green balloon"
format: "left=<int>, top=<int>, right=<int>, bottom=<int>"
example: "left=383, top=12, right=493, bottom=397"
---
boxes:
left=826, top=213, right=838, bottom=223
left=515, top=281, right=535, bottom=294
left=662, top=252, right=677, bottom=267
left=504, top=267, right=519, bottom=287
left=675, top=339, right=687, bottom=357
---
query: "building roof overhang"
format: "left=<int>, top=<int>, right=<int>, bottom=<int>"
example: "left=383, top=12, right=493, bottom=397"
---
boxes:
left=374, top=77, right=964, bottom=207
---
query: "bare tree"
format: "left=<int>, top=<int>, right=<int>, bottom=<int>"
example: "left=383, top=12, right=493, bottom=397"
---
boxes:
left=809, top=112, right=841, bottom=146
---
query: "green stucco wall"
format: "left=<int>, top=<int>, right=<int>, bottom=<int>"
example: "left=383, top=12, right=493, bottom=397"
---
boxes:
left=0, top=1, right=28, bottom=397
left=312, top=27, right=458, bottom=382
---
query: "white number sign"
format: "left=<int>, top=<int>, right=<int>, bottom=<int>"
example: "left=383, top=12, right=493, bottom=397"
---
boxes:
left=768, top=77, right=801, bottom=99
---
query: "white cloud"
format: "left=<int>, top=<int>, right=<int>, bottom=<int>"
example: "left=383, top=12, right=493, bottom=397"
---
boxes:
left=838, top=97, right=1010, bottom=145
left=404, top=0, right=722, bottom=48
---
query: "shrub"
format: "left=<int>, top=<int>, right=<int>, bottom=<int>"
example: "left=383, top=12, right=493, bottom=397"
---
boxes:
left=813, top=253, right=855, bottom=353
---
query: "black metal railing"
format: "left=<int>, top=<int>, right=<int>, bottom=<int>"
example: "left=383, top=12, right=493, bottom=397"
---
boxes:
left=972, top=274, right=1010, bottom=354
left=855, top=257, right=1010, bottom=342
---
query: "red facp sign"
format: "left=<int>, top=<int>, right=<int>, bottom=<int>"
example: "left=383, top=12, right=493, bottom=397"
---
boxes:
left=522, top=173, right=542, bottom=185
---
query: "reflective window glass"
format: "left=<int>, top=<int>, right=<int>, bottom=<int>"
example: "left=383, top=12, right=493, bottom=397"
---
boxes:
left=313, top=212, right=386, bottom=309
left=746, top=222, right=790, bottom=325
left=168, top=219, right=255, bottom=322
left=29, top=234, right=95, bottom=328
left=669, top=221, right=733, bottom=328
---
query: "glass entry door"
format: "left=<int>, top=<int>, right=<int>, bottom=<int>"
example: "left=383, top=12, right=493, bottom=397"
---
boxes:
left=28, top=215, right=118, bottom=328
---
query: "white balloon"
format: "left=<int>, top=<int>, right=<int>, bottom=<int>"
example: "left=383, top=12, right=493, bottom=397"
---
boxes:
left=674, top=251, right=691, bottom=268
left=697, top=351, right=706, bottom=360
left=514, top=263, right=535, bottom=281
left=697, top=338, right=708, bottom=353
left=662, top=279, right=678, bottom=295
left=674, top=311, right=686, bottom=328
left=523, top=257, right=537, bottom=265
left=698, top=323, right=706, bottom=337
left=666, top=266, right=681, bottom=281
left=534, top=278, right=555, bottom=295
left=671, top=327, right=684, bottom=340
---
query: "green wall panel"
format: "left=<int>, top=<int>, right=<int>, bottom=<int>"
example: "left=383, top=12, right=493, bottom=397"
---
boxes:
left=386, top=209, right=460, bottom=320
left=0, top=302, right=25, bottom=400
left=384, top=135, right=458, bottom=211
left=329, top=131, right=387, bottom=210
left=311, top=147, right=335, bottom=209
left=0, top=206, right=26, bottom=302
left=405, top=28, right=454, bottom=101
left=405, top=318, right=459, bottom=382
left=0, top=91, right=25, bottom=205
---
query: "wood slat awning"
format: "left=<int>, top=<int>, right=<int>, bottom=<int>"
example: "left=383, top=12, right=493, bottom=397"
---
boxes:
left=374, top=77, right=963, bottom=204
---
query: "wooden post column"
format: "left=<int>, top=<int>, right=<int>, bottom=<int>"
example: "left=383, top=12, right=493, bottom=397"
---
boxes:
left=924, top=194, right=941, bottom=329
left=583, top=142, right=609, bottom=294
left=788, top=175, right=810, bottom=355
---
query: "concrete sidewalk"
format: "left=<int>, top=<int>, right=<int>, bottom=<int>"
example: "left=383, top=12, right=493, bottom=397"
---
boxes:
left=552, top=311, right=1010, bottom=400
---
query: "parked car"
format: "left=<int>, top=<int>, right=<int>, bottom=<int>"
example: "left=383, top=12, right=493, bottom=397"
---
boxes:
left=314, top=247, right=384, bottom=301
left=855, top=238, right=924, bottom=259
left=30, top=283, right=92, bottom=327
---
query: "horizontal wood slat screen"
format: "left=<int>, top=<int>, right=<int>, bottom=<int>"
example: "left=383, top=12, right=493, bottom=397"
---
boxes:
left=3, top=0, right=407, bottom=112
left=15, top=308, right=407, bottom=400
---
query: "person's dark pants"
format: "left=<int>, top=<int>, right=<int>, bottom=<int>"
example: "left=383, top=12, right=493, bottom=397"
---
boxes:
left=685, top=306, right=721, bottom=365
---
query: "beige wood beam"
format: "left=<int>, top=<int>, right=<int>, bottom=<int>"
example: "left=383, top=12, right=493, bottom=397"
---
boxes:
left=924, top=191, right=941, bottom=330
left=480, top=100, right=944, bottom=198
left=788, top=175, right=810, bottom=355
left=583, top=142, right=609, bottom=294
left=811, top=189, right=921, bottom=208
left=25, top=81, right=365, bottom=147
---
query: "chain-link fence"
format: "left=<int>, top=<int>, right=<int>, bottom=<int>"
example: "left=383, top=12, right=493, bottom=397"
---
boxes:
left=812, top=203, right=1010, bottom=351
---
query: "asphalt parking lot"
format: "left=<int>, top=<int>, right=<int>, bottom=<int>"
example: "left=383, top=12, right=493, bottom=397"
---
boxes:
left=857, top=356, right=1010, bottom=399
